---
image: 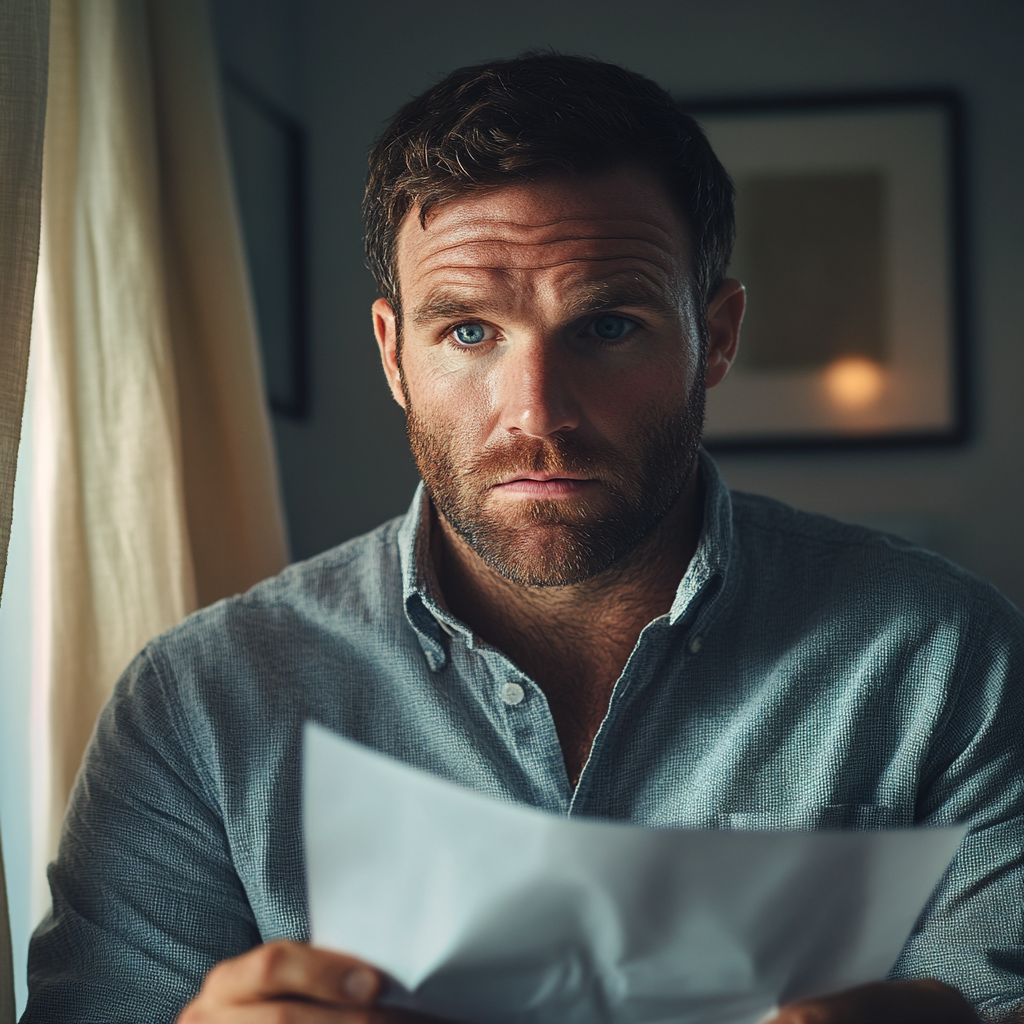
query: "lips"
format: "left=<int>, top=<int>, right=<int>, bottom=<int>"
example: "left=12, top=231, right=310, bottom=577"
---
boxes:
left=491, top=476, right=600, bottom=500
left=497, top=472, right=592, bottom=486
left=462, top=435, right=629, bottom=493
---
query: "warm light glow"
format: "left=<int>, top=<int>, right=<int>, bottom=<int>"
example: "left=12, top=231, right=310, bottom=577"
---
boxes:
left=822, top=356, right=886, bottom=410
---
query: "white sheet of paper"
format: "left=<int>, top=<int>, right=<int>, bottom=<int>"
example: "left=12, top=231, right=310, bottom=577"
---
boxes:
left=304, top=723, right=966, bottom=1024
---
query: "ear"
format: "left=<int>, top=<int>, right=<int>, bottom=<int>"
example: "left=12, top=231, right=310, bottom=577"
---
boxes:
left=705, top=278, right=745, bottom=389
left=373, top=297, right=407, bottom=409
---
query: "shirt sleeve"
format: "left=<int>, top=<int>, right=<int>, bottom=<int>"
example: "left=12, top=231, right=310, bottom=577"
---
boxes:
left=890, top=597, right=1024, bottom=1021
left=22, top=647, right=263, bottom=1024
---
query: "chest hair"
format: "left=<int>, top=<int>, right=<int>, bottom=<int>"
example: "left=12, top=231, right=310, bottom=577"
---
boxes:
left=497, top=613, right=643, bottom=787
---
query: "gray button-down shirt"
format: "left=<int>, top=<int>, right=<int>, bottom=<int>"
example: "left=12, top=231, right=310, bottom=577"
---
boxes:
left=24, top=454, right=1024, bottom=1022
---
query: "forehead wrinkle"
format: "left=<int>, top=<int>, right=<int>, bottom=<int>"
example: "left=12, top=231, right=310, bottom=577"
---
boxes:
left=417, top=255, right=675, bottom=278
left=400, top=219, right=685, bottom=284
left=410, top=236, right=682, bottom=284
left=415, top=234, right=677, bottom=265
left=420, top=230, right=676, bottom=253
left=410, top=254, right=679, bottom=302
left=416, top=212, right=679, bottom=243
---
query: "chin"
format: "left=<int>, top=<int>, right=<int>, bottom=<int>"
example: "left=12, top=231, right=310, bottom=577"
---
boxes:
left=471, top=522, right=628, bottom=588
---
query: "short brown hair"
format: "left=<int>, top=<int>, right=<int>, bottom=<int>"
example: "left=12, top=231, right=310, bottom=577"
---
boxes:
left=363, top=52, right=735, bottom=316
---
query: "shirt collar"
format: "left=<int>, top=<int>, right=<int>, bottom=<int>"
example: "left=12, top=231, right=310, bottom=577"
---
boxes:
left=398, top=447, right=734, bottom=668
left=667, top=448, right=733, bottom=627
left=397, top=483, right=451, bottom=670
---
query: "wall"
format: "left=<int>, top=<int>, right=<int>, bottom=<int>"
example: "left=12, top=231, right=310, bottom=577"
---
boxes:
left=211, top=0, right=1024, bottom=608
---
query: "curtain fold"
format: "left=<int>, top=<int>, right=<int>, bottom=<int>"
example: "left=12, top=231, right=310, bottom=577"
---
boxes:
left=31, top=0, right=289, bottom=907
left=0, top=0, right=50, bottom=1018
left=149, top=0, right=291, bottom=607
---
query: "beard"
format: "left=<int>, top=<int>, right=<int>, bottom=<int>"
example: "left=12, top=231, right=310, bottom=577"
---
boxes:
left=406, top=381, right=706, bottom=588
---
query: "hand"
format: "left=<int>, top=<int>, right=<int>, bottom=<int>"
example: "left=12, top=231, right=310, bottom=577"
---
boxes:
left=770, top=979, right=978, bottom=1024
left=176, top=939, right=440, bottom=1023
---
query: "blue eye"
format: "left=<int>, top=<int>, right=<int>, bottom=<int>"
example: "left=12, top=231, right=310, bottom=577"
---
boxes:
left=589, top=315, right=635, bottom=341
left=453, top=324, right=487, bottom=345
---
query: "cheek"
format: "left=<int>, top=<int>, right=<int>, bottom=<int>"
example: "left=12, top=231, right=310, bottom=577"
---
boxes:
left=580, top=355, right=693, bottom=430
left=402, top=355, right=500, bottom=438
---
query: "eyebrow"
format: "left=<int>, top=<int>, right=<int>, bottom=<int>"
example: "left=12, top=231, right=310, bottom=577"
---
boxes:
left=409, top=296, right=488, bottom=329
left=409, top=280, right=679, bottom=329
left=561, top=280, right=680, bottom=321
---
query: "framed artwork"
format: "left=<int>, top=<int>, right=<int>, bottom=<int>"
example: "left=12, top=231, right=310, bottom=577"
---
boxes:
left=681, top=92, right=968, bottom=451
left=222, top=71, right=310, bottom=419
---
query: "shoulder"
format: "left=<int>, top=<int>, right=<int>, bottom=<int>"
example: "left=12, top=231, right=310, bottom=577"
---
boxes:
left=124, top=512, right=414, bottom=723
left=162, top=513, right=406, bottom=649
left=727, top=489, right=1023, bottom=636
left=97, top=511, right=417, bottom=781
left=721, top=491, right=1024, bottom=779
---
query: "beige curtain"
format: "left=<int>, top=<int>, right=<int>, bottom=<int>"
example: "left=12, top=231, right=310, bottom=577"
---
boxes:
left=0, top=0, right=49, bottom=1017
left=31, top=0, right=289, bottom=913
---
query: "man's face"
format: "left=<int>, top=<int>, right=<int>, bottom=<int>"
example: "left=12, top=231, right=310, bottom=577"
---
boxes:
left=374, top=165, right=735, bottom=587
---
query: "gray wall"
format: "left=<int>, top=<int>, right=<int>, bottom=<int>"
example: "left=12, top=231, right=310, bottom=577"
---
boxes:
left=211, top=0, right=1024, bottom=608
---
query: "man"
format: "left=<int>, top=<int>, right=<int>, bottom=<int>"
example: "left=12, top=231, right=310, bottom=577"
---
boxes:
left=25, top=54, right=1022, bottom=1024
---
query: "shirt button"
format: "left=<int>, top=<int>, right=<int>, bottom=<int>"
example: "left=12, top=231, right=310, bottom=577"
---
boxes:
left=689, top=635, right=703, bottom=654
left=502, top=681, right=525, bottom=706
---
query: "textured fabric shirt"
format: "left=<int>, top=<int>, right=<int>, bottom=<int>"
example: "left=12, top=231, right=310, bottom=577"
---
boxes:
left=24, top=454, right=1024, bottom=1023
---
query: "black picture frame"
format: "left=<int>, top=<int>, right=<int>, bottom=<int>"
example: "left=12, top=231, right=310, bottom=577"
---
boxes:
left=222, top=70, right=310, bottom=420
left=679, top=90, right=969, bottom=453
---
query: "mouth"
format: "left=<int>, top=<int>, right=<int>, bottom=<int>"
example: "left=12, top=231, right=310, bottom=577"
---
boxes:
left=491, top=473, right=599, bottom=500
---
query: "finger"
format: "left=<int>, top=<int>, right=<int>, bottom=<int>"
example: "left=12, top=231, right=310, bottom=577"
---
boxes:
left=771, top=979, right=977, bottom=1024
left=194, top=941, right=382, bottom=1009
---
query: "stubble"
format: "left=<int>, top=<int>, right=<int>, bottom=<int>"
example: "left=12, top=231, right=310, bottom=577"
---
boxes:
left=405, top=382, right=705, bottom=587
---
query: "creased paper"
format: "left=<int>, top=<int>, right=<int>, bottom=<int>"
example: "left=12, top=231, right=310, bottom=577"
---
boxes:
left=304, top=723, right=965, bottom=1024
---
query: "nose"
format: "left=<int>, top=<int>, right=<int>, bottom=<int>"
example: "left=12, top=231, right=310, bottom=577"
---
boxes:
left=496, top=338, right=580, bottom=438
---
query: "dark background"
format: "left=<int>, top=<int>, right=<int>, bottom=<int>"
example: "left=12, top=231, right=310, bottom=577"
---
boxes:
left=209, top=0, right=1024, bottom=609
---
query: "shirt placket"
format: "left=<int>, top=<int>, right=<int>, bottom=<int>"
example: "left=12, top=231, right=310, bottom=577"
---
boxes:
left=476, top=645, right=574, bottom=814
